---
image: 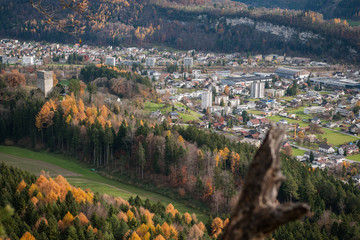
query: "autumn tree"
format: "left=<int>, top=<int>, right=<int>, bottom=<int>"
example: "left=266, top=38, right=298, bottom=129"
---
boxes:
left=20, top=232, right=35, bottom=240
left=211, top=217, right=223, bottom=238
left=5, top=70, right=26, bottom=87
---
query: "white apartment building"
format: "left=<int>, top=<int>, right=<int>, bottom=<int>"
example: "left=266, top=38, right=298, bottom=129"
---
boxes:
left=215, top=95, right=229, bottom=105
left=201, top=91, right=212, bottom=110
left=250, top=81, right=265, bottom=98
left=184, top=58, right=193, bottom=67
left=22, top=56, right=34, bottom=66
left=145, top=58, right=156, bottom=67
left=105, top=57, right=116, bottom=66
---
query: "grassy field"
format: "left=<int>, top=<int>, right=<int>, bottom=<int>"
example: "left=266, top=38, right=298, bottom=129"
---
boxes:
left=346, top=154, right=360, bottom=162
left=0, top=146, right=208, bottom=221
left=144, top=101, right=201, bottom=123
left=59, top=80, right=70, bottom=86
left=292, top=148, right=306, bottom=156
left=287, top=107, right=309, bottom=120
left=267, top=116, right=308, bottom=127
left=280, top=96, right=295, bottom=101
left=247, top=110, right=263, bottom=115
left=144, top=102, right=165, bottom=112
left=317, top=128, right=358, bottom=146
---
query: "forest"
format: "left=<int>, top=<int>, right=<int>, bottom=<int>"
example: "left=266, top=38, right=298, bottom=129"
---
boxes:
left=0, top=163, right=217, bottom=240
left=234, top=0, right=360, bottom=20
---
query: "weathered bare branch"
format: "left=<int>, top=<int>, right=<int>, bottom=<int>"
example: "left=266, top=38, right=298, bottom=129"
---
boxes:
left=222, top=124, right=310, bottom=240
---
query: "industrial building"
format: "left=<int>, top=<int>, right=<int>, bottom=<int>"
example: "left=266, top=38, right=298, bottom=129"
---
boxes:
left=310, top=77, right=360, bottom=89
left=274, top=67, right=310, bottom=79
left=221, top=75, right=272, bottom=87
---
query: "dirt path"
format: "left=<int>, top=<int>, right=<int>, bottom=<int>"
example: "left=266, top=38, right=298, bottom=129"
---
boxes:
left=0, top=152, right=81, bottom=177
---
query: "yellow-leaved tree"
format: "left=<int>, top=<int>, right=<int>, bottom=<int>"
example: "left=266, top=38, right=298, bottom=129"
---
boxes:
left=211, top=217, right=224, bottom=238
left=20, top=232, right=35, bottom=240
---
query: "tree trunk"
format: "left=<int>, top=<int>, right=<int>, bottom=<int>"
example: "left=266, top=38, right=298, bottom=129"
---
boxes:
left=222, top=124, right=309, bottom=240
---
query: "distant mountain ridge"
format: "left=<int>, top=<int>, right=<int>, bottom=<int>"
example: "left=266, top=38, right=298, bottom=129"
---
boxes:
left=0, top=0, right=359, bottom=63
left=236, top=0, right=360, bottom=19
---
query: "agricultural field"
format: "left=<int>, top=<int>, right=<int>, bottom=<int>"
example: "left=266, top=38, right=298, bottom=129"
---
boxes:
left=266, top=116, right=308, bottom=127
left=317, top=128, right=358, bottom=146
left=346, top=154, right=360, bottom=162
left=0, top=146, right=208, bottom=221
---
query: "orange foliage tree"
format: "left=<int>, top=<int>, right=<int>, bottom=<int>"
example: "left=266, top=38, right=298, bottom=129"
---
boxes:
left=20, top=232, right=35, bottom=240
left=5, top=70, right=26, bottom=87
left=211, top=217, right=223, bottom=238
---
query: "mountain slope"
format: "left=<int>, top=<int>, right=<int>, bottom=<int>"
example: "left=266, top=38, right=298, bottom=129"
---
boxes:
left=236, top=0, right=360, bottom=19
left=0, top=0, right=359, bottom=62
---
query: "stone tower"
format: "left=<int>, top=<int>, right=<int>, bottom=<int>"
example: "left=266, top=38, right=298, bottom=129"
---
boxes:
left=37, top=70, right=53, bottom=97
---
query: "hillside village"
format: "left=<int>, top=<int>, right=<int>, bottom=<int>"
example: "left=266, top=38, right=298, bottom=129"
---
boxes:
left=2, top=39, right=360, bottom=182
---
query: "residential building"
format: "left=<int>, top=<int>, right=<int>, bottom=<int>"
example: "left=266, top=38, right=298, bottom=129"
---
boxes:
left=201, top=91, right=212, bottom=110
left=240, top=138, right=261, bottom=148
left=22, top=56, right=34, bottom=66
left=169, top=112, right=180, bottom=120
left=352, top=175, right=360, bottom=183
left=105, top=57, right=116, bottom=66
left=250, top=81, right=265, bottom=99
left=192, top=70, right=201, bottom=78
left=303, top=106, right=327, bottom=114
left=145, top=58, right=156, bottom=67
left=338, top=144, right=359, bottom=156
left=318, top=144, right=335, bottom=154
left=37, top=70, right=53, bottom=97
left=215, top=95, right=229, bottom=105
left=247, top=119, right=260, bottom=127
left=266, top=89, right=285, bottom=97
left=335, top=108, right=353, bottom=117
left=184, top=58, right=193, bottom=67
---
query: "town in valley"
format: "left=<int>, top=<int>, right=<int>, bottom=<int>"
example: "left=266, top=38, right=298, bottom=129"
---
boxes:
left=2, top=38, right=360, bottom=183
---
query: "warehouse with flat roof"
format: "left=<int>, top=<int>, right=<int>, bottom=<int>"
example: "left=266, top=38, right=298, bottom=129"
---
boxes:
left=274, top=67, right=310, bottom=79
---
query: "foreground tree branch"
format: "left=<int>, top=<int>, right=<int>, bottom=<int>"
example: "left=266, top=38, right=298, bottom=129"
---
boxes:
left=222, top=124, right=310, bottom=240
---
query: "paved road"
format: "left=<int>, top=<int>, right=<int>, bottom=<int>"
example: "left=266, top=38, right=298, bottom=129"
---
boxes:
left=290, top=144, right=312, bottom=152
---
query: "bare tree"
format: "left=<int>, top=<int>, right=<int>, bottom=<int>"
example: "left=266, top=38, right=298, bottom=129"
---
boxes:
left=222, top=124, right=310, bottom=240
